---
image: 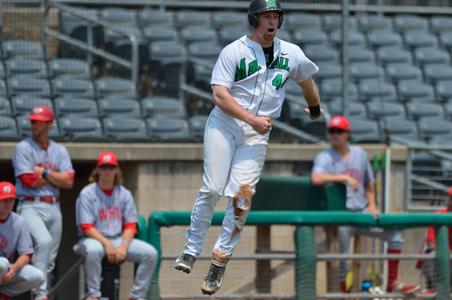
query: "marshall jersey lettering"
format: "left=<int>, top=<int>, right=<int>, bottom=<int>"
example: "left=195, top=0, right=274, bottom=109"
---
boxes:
left=0, top=212, right=34, bottom=261
left=76, top=183, right=137, bottom=238
left=212, top=35, right=318, bottom=118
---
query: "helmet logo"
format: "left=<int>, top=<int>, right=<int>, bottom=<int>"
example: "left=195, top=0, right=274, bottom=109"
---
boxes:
left=33, top=107, right=43, bottom=114
left=266, top=0, right=277, bottom=8
left=3, top=186, right=11, bottom=193
left=332, top=119, right=341, bottom=126
left=104, top=155, right=112, bottom=162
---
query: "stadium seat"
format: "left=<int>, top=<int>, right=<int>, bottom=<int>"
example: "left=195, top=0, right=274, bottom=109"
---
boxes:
left=292, top=29, right=328, bottom=47
left=0, top=62, right=5, bottom=79
left=98, top=98, right=141, bottom=118
left=51, top=77, right=96, bottom=98
left=59, top=116, right=105, bottom=142
left=398, top=80, right=435, bottom=102
left=385, top=63, right=423, bottom=83
left=0, top=80, right=7, bottom=97
left=138, top=9, right=174, bottom=27
left=442, top=102, right=452, bottom=120
left=357, top=15, right=393, bottom=32
left=285, top=80, right=301, bottom=97
left=7, top=77, right=52, bottom=98
left=299, top=118, right=327, bottom=141
left=5, top=58, right=48, bottom=79
left=430, top=16, right=452, bottom=34
left=2, top=40, right=44, bottom=60
left=142, top=25, right=178, bottom=43
left=367, top=31, right=403, bottom=48
left=439, top=32, right=452, bottom=49
left=95, top=77, right=137, bottom=99
left=47, top=59, right=91, bottom=79
left=99, top=8, right=137, bottom=26
left=141, top=96, right=186, bottom=119
left=406, top=102, right=443, bottom=120
left=413, top=47, right=450, bottom=66
left=328, top=100, right=367, bottom=119
left=103, top=24, right=141, bottom=45
left=286, top=12, right=322, bottom=29
left=347, top=46, right=375, bottom=63
left=188, top=42, right=221, bottom=89
left=54, top=97, right=98, bottom=118
left=330, top=30, right=366, bottom=47
left=424, top=65, right=452, bottom=84
left=320, top=79, right=358, bottom=100
left=314, top=63, right=341, bottom=81
left=436, top=80, right=452, bottom=101
left=0, top=97, right=11, bottom=116
left=10, top=95, right=53, bottom=116
left=417, top=117, right=452, bottom=141
left=146, top=116, right=191, bottom=142
left=188, top=115, right=208, bottom=141
left=103, top=116, right=148, bottom=142
left=303, top=45, right=338, bottom=63
left=59, top=8, right=99, bottom=36
left=377, top=46, right=412, bottom=65
left=109, top=37, right=149, bottom=73
left=349, top=62, right=383, bottom=82
left=16, top=114, right=61, bottom=140
left=175, top=10, right=211, bottom=28
left=218, top=26, right=248, bottom=46
left=393, top=15, right=429, bottom=33
left=404, top=31, right=438, bottom=49
left=358, top=79, right=397, bottom=102
left=212, top=11, right=245, bottom=29
left=0, top=116, right=20, bottom=141
left=322, top=14, right=357, bottom=32
left=366, top=101, right=406, bottom=120
left=275, top=30, right=292, bottom=41
left=180, top=26, right=218, bottom=45
left=379, top=117, right=419, bottom=142
left=348, top=118, right=382, bottom=143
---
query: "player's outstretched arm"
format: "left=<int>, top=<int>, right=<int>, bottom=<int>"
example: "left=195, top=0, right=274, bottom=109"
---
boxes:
left=298, top=77, right=323, bottom=120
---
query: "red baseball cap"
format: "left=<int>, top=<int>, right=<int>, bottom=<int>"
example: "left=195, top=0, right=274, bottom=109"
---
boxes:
left=0, top=182, right=16, bottom=201
left=328, top=116, right=350, bottom=132
left=29, top=105, right=54, bottom=122
left=448, top=186, right=452, bottom=196
left=97, top=151, right=118, bottom=167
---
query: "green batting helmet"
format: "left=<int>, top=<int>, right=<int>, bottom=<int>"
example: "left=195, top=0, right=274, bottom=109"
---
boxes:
left=248, top=0, right=284, bottom=29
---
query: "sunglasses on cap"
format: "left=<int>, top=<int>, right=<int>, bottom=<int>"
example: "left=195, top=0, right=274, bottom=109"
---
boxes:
left=98, top=164, right=117, bottom=170
left=328, top=128, right=346, bottom=135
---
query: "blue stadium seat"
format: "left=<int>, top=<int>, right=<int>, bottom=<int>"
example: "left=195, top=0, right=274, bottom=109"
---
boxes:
left=98, top=98, right=141, bottom=118
left=0, top=62, right=5, bottom=80
left=330, top=30, right=366, bottom=47
left=2, top=40, right=44, bottom=60
left=323, top=14, right=356, bottom=32
left=99, top=8, right=137, bottom=26
left=367, top=31, right=403, bottom=48
left=442, top=102, right=452, bottom=121
left=7, top=77, right=52, bottom=98
left=5, top=58, right=48, bottom=79
left=439, top=32, right=452, bottom=50
left=54, top=97, right=98, bottom=118
left=16, top=114, right=61, bottom=140
left=398, top=80, right=434, bottom=102
left=51, top=77, right=96, bottom=98
left=393, top=15, right=429, bottom=33
left=141, top=96, right=186, bottom=119
left=406, top=102, right=443, bottom=120
left=379, top=117, right=419, bottom=142
left=303, top=45, right=338, bottom=63
left=436, top=80, right=452, bottom=101
left=349, top=62, right=383, bottom=82
left=347, top=46, right=375, bottom=63
left=413, top=47, right=450, bottom=66
left=0, top=116, right=20, bottom=141
left=0, top=80, right=7, bottom=97
left=48, top=59, right=91, bottom=79
left=212, top=11, right=245, bottom=29
left=404, top=31, right=438, bottom=49
left=103, top=116, right=148, bottom=142
left=275, top=30, right=292, bottom=41
left=328, top=100, right=367, bottom=119
left=348, top=118, right=382, bottom=143
left=188, top=115, right=208, bottom=141
left=424, top=65, right=452, bottom=84
left=286, top=13, right=322, bottom=29
left=10, top=95, right=53, bottom=116
left=299, top=118, right=327, bottom=141
left=417, top=117, right=452, bottom=141
left=430, top=16, right=452, bottom=34
left=320, top=79, right=358, bottom=100
left=146, top=116, right=191, bottom=142
left=314, top=63, right=341, bottom=81
left=175, top=10, right=211, bottom=28
left=0, top=97, right=11, bottom=116
left=377, top=46, right=412, bottom=65
left=292, top=29, right=328, bottom=47
left=138, top=9, right=174, bottom=27
left=385, top=63, right=423, bottom=83
left=180, top=26, right=218, bottom=45
left=59, top=116, right=105, bottom=142
left=142, top=25, right=178, bottom=43
left=366, top=101, right=406, bottom=120
left=358, top=79, right=397, bottom=102
left=95, top=77, right=137, bottom=99
left=218, top=26, right=248, bottom=46
left=357, top=15, right=393, bottom=32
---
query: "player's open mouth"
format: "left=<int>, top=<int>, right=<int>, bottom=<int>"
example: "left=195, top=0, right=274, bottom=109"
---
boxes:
left=268, top=28, right=275, bottom=33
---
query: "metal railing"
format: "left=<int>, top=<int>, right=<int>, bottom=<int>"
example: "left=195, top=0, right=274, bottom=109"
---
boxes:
left=42, top=2, right=140, bottom=86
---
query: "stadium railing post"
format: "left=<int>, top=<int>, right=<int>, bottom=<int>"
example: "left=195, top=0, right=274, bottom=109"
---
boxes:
left=435, top=225, right=450, bottom=300
left=295, top=225, right=316, bottom=300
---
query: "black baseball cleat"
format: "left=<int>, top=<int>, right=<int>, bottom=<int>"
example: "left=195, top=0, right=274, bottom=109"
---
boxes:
left=174, top=253, right=196, bottom=274
left=201, top=263, right=226, bottom=295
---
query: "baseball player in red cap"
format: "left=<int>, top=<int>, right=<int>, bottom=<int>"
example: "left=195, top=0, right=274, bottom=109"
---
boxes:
left=416, top=186, right=452, bottom=294
left=12, top=105, right=75, bottom=300
left=311, top=116, right=419, bottom=295
left=0, top=181, right=45, bottom=299
left=74, top=152, right=157, bottom=300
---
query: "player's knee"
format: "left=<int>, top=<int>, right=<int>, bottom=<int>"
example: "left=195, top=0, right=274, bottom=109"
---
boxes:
left=31, top=269, right=46, bottom=287
left=232, top=185, right=253, bottom=230
left=85, top=246, right=104, bottom=260
left=35, top=235, right=53, bottom=252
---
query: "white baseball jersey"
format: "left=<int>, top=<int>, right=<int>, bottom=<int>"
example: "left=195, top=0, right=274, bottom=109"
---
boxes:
left=75, top=183, right=137, bottom=238
left=13, top=138, right=74, bottom=198
left=211, top=35, right=318, bottom=118
left=0, top=212, right=34, bottom=262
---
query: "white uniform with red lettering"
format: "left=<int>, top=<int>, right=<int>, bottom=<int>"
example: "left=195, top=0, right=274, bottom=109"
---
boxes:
left=74, top=182, right=157, bottom=299
left=0, top=212, right=45, bottom=296
left=12, top=137, right=74, bottom=298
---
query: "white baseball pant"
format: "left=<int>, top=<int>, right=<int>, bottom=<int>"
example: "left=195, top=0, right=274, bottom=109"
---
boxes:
left=73, top=237, right=158, bottom=299
left=0, top=256, right=45, bottom=296
left=183, top=107, right=269, bottom=265
left=17, top=203, right=62, bottom=297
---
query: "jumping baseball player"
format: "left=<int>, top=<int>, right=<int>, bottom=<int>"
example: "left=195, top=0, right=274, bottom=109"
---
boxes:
left=0, top=181, right=45, bottom=299
left=12, top=105, right=75, bottom=300
left=174, top=0, right=322, bottom=295
left=73, top=151, right=157, bottom=300
left=311, top=116, right=419, bottom=295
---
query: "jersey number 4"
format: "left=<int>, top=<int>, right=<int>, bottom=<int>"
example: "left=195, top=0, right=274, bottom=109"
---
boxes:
left=272, top=74, right=283, bottom=90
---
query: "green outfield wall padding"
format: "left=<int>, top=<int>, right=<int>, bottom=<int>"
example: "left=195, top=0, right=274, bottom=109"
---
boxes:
left=252, top=176, right=346, bottom=211
left=295, top=226, right=316, bottom=300
left=434, top=226, right=450, bottom=300
left=137, top=214, right=147, bottom=241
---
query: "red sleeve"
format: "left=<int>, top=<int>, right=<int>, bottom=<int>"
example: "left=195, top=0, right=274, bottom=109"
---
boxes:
left=123, top=223, right=137, bottom=235
left=19, top=173, right=40, bottom=188
left=426, top=226, right=435, bottom=242
left=80, top=223, right=94, bottom=236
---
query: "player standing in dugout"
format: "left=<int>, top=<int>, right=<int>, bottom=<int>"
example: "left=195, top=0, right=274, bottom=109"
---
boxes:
left=175, top=0, right=322, bottom=295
